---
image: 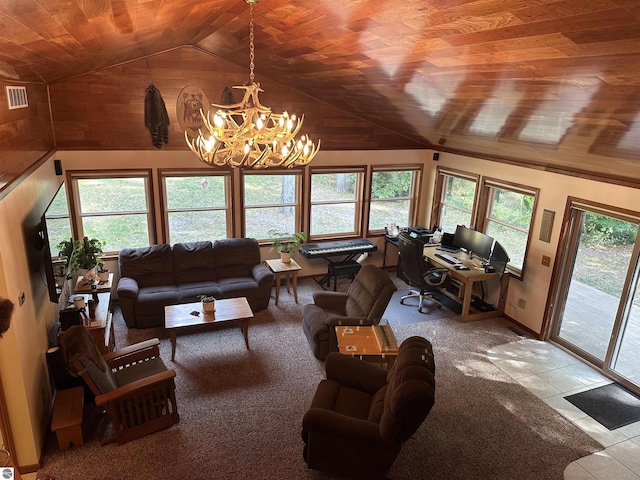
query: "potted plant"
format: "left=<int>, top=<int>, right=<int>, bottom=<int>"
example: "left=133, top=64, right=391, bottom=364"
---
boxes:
left=198, top=295, right=216, bottom=313
left=58, top=236, right=106, bottom=273
left=268, top=230, right=308, bottom=263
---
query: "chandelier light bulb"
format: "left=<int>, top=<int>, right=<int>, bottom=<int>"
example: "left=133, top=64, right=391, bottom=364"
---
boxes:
left=183, top=0, right=320, bottom=168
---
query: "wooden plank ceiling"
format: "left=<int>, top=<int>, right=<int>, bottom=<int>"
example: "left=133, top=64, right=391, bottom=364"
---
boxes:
left=1, top=0, right=640, bottom=179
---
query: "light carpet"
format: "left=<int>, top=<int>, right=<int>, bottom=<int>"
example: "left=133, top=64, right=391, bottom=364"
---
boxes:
left=37, top=274, right=602, bottom=480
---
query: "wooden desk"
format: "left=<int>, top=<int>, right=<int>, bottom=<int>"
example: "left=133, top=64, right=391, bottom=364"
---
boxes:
left=423, top=246, right=500, bottom=322
left=264, top=258, right=302, bottom=305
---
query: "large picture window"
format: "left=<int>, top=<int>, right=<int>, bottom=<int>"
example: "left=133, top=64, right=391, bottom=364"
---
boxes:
left=71, top=173, right=152, bottom=252
left=243, top=172, right=302, bottom=239
left=163, top=173, right=230, bottom=244
left=310, top=169, right=363, bottom=237
left=369, top=167, right=420, bottom=232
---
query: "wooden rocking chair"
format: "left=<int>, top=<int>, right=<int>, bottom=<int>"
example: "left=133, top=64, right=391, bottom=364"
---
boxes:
left=60, top=325, right=179, bottom=445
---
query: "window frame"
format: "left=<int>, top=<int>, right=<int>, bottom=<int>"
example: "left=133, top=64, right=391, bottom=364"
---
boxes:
left=159, top=169, right=232, bottom=245
left=68, top=170, right=155, bottom=253
left=308, top=166, right=365, bottom=240
left=476, top=177, right=539, bottom=280
left=241, top=169, right=304, bottom=242
left=367, top=165, right=422, bottom=235
left=431, top=167, right=481, bottom=232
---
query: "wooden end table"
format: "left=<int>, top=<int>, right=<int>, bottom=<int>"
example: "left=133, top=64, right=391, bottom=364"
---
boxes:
left=335, top=324, right=398, bottom=367
left=264, top=258, right=302, bottom=305
left=164, top=297, right=254, bottom=361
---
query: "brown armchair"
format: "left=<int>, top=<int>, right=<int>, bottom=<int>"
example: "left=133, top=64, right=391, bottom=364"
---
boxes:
left=60, top=325, right=179, bottom=445
left=301, top=264, right=397, bottom=360
left=301, top=336, right=436, bottom=479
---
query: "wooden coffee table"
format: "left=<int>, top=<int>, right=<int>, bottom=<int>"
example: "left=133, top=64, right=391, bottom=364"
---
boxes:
left=164, top=297, right=254, bottom=361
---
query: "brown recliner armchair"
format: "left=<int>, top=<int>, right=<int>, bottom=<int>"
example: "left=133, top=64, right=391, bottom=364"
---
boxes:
left=301, top=336, right=436, bottom=479
left=61, top=325, right=179, bottom=445
left=301, top=264, right=397, bottom=360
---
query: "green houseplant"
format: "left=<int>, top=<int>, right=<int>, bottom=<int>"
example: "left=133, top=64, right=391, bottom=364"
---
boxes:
left=58, top=236, right=106, bottom=272
left=268, top=230, right=308, bottom=263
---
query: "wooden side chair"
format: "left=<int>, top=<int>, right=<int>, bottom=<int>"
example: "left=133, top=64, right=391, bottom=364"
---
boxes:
left=60, top=325, right=179, bottom=445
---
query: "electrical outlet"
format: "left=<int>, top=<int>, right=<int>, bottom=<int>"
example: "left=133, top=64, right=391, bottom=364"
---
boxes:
left=542, top=255, right=551, bottom=267
left=517, top=298, right=526, bottom=309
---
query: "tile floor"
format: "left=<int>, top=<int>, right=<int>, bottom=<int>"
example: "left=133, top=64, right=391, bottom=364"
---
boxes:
left=488, top=339, right=640, bottom=480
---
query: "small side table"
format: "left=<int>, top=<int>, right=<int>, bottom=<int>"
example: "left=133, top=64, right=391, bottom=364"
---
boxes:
left=264, top=258, right=302, bottom=306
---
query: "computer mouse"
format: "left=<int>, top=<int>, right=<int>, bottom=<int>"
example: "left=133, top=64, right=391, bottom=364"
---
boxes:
left=454, top=265, right=470, bottom=270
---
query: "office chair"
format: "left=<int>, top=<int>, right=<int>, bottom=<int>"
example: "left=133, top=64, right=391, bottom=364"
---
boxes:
left=397, top=232, right=448, bottom=312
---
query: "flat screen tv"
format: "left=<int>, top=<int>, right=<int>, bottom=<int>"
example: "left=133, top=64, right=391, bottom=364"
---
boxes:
left=453, top=225, right=494, bottom=261
left=41, top=183, right=72, bottom=303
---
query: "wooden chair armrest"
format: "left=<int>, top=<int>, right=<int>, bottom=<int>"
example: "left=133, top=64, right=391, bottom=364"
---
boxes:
left=104, top=338, right=161, bottom=367
left=95, top=369, right=176, bottom=406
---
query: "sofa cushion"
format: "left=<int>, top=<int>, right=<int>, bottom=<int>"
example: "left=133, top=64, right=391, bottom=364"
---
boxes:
left=135, top=285, right=180, bottom=317
left=120, top=244, right=175, bottom=287
left=177, top=281, right=222, bottom=303
left=217, top=276, right=259, bottom=299
left=213, top=238, right=261, bottom=279
left=173, top=241, right=217, bottom=284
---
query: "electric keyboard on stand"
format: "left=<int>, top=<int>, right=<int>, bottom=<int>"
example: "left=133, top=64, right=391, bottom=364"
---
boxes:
left=300, top=239, right=377, bottom=289
left=300, top=239, right=377, bottom=259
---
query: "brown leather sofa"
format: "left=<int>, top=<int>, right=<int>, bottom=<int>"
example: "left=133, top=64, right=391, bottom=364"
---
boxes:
left=302, top=336, right=436, bottom=479
left=117, top=238, right=273, bottom=328
left=301, top=264, right=396, bottom=360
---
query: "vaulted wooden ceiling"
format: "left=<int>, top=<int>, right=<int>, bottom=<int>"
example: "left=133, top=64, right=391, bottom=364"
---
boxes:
left=1, top=0, right=640, bottom=180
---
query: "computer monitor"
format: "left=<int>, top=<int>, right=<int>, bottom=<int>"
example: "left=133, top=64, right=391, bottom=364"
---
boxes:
left=453, top=225, right=494, bottom=260
left=489, top=241, right=510, bottom=277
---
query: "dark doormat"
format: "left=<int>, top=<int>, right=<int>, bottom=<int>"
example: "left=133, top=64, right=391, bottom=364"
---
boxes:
left=564, top=383, right=640, bottom=430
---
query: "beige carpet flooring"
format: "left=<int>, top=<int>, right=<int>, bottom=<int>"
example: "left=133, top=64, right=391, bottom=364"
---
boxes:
left=36, top=273, right=602, bottom=479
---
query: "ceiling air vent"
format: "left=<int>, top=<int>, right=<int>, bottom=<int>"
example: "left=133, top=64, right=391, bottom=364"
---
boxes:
left=6, top=86, right=28, bottom=110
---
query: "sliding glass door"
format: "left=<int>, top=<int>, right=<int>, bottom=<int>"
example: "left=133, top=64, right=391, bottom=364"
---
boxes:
left=550, top=203, right=640, bottom=392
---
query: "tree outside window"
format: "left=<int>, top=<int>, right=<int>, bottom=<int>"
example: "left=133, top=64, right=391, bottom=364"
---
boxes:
left=439, top=175, right=476, bottom=233
left=485, top=187, right=535, bottom=271
left=310, top=171, right=362, bottom=236
left=244, top=173, right=301, bottom=240
left=369, top=169, right=418, bottom=231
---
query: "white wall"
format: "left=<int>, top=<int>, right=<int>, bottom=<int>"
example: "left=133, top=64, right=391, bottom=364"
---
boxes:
left=432, top=151, right=640, bottom=334
left=0, top=158, right=61, bottom=468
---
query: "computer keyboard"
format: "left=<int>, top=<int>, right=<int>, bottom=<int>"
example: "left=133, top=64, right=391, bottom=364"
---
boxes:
left=435, top=253, right=462, bottom=265
left=436, top=245, right=460, bottom=253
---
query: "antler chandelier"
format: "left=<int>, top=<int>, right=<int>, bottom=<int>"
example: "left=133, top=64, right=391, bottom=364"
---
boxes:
left=185, top=0, right=320, bottom=168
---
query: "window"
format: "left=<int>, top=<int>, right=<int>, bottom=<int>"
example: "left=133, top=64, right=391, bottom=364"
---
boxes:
left=436, top=171, right=478, bottom=233
left=162, top=173, right=230, bottom=244
left=369, top=167, right=420, bottom=232
left=243, top=172, right=302, bottom=240
left=309, top=169, right=363, bottom=237
left=71, top=173, right=152, bottom=252
left=482, top=181, right=537, bottom=273
left=45, top=183, right=72, bottom=257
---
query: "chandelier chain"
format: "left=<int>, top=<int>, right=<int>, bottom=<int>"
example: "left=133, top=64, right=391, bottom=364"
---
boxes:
left=249, top=2, right=255, bottom=83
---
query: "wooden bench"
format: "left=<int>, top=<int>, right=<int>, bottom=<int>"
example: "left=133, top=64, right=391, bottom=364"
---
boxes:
left=51, top=387, right=84, bottom=450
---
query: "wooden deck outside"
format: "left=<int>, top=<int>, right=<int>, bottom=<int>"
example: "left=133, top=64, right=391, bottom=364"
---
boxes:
left=556, top=280, right=640, bottom=387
